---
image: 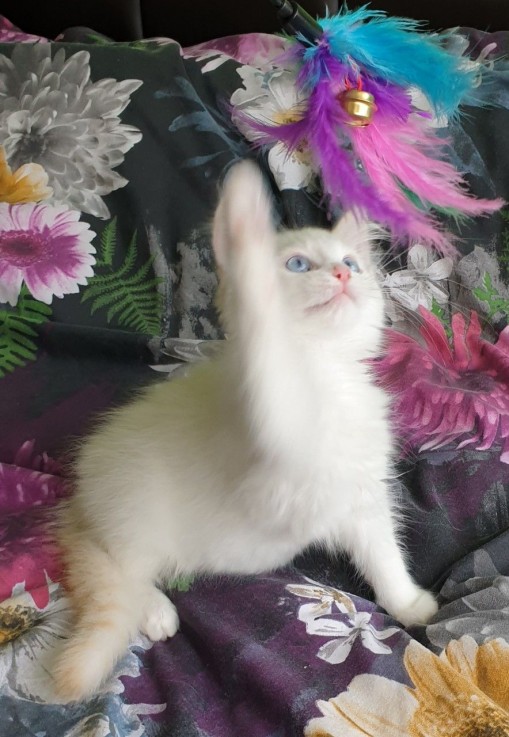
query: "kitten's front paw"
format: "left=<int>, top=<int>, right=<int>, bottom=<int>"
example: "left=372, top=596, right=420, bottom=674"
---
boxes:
left=140, top=588, right=179, bottom=641
left=391, top=589, right=438, bottom=628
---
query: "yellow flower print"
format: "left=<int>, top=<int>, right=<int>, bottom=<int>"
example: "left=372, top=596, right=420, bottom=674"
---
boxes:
left=443, top=637, right=509, bottom=712
left=0, top=146, right=52, bottom=204
left=305, top=636, right=509, bottom=736
left=0, top=601, right=37, bottom=644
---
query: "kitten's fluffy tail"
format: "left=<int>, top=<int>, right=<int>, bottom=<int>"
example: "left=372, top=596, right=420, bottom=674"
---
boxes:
left=52, top=524, right=148, bottom=703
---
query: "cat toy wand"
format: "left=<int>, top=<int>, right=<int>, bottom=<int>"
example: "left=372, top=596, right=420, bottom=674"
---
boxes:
left=259, top=2, right=503, bottom=251
left=268, top=0, right=323, bottom=42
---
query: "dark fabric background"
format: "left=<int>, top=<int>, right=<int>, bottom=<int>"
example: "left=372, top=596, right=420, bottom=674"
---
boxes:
left=0, top=0, right=335, bottom=43
left=1, top=0, right=508, bottom=44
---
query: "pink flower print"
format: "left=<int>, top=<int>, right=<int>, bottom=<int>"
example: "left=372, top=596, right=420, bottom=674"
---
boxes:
left=236, top=34, right=290, bottom=67
left=13, top=439, right=61, bottom=475
left=0, top=450, right=65, bottom=606
left=375, top=308, right=509, bottom=462
left=0, top=16, right=47, bottom=43
left=182, top=33, right=289, bottom=72
left=0, top=202, right=96, bottom=305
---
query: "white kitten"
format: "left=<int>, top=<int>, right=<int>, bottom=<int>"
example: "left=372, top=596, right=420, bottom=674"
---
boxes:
left=52, top=161, right=437, bottom=702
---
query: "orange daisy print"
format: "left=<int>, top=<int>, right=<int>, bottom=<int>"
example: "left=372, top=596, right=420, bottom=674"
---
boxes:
left=305, top=636, right=509, bottom=736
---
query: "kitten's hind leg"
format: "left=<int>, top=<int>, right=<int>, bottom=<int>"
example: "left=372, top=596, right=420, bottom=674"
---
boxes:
left=52, top=532, right=162, bottom=703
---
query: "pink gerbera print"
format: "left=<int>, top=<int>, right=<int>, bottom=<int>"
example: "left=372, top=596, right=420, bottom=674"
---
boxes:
left=0, top=202, right=96, bottom=305
left=375, top=308, right=509, bottom=462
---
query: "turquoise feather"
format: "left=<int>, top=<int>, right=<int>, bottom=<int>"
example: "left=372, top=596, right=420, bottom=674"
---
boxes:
left=316, top=5, right=478, bottom=117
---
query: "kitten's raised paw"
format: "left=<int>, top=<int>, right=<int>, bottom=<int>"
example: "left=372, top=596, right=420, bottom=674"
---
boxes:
left=140, top=588, right=179, bottom=641
left=392, top=589, right=438, bottom=628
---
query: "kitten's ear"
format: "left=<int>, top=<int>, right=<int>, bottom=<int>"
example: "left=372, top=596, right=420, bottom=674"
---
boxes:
left=332, top=211, right=385, bottom=260
left=212, top=161, right=274, bottom=269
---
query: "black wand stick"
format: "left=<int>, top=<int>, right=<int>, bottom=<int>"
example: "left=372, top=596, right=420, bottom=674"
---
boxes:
left=268, top=0, right=323, bottom=42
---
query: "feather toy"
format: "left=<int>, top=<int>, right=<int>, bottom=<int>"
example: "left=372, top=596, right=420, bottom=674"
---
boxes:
left=244, top=4, right=503, bottom=251
left=317, top=8, right=477, bottom=116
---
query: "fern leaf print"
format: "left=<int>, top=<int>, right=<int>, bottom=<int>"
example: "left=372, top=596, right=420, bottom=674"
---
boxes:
left=0, top=287, right=52, bottom=377
left=82, top=220, right=164, bottom=335
left=97, top=216, right=117, bottom=268
left=473, top=273, right=509, bottom=319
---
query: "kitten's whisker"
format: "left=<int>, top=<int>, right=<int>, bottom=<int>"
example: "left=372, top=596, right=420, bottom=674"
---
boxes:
left=377, top=246, right=404, bottom=262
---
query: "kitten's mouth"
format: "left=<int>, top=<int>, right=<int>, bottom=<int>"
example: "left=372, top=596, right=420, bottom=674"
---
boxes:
left=308, top=287, right=353, bottom=311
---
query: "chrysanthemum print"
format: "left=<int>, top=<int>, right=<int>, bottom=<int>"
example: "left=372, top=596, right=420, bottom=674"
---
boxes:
left=375, top=308, right=509, bottom=462
left=0, top=44, right=142, bottom=219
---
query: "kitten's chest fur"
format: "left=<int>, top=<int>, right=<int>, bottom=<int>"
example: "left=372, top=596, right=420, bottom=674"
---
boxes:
left=199, top=411, right=390, bottom=576
left=205, top=352, right=392, bottom=565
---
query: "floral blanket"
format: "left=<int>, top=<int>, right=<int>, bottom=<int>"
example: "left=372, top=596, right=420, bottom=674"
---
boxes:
left=1, top=14, right=509, bottom=737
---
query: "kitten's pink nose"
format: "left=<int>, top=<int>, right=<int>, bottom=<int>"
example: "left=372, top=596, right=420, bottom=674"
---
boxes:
left=332, top=265, right=351, bottom=282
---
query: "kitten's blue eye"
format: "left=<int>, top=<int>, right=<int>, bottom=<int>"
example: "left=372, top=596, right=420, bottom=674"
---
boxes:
left=342, top=256, right=360, bottom=273
left=286, top=255, right=312, bottom=273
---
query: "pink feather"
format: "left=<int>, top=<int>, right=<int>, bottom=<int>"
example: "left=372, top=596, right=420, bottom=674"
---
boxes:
left=350, top=112, right=503, bottom=251
left=353, top=113, right=503, bottom=213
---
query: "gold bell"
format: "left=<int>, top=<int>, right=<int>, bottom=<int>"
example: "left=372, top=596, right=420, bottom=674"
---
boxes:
left=340, top=89, right=377, bottom=126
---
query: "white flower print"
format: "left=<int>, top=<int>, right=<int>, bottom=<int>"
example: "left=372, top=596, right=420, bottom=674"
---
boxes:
left=286, top=581, right=357, bottom=618
left=0, top=581, right=71, bottom=702
left=304, top=610, right=401, bottom=664
left=287, top=581, right=400, bottom=664
left=231, top=66, right=271, bottom=111
left=231, top=67, right=316, bottom=191
left=383, top=243, right=453, bottom=314
left=0, top=581, right=166, bottom=734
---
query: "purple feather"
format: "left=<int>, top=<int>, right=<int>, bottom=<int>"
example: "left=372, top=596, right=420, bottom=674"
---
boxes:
left=304, top=79, right=414, bottom=229
left=233, top=39, right=502, bottom=248
left=361, top=77, right=412, bottom=121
